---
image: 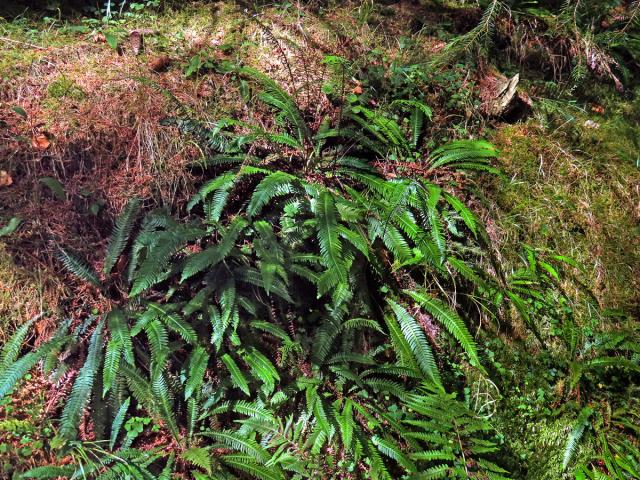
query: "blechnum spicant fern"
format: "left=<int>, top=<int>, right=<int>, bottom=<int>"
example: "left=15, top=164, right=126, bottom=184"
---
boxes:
left=2, top=65, right=537, bottom=479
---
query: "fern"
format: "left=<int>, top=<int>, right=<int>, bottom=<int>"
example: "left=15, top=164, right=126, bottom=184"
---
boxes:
left=388, top=300, right=442, bottom=389
left=404, top=290, right=481, bottom=369
left=104, top=198, right=141, bottom=274
left=57, top=248, right=102, bottom=289
left=0, top=315, right=37, bottom=373
left=563, top=407, right=594, bottom=470
left=59, top=320, right=104, bottom=441
left=316, top=190, right=348, bottom=293
left=109, top=397, right=130, bottom=450
left=181, top=447, right=212, bottom=474
left=185, top=346, right=209, bottom=400
left=222, top=353, right=250, bottom=396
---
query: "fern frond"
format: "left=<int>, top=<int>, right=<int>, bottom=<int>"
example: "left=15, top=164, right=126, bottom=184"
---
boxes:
left=316, top=191, right=347, bottom=291
left=242, top=348, right=279, bottom=395
left=563, top=407, right=593, bottom=470
left=59, top=320, right=104, bottom=441
left=57, top=248, right=102, bottom=289
left=0, top=315, right=37, bottom=373
left=404, top=290, right=481, bottom=369
left=109, top=397, right=130, bottom=450
left=181, top=217, right=248, bottom=282
left=428, top=140, right=498, bottom=173
left=222, top=455, right=284, bottom=480
left=372, top=435, right=417, bottom=473
left=185, top=346, right=209, bottom=400
left=203, top=430, right=270, bottom=463
left=182, top=447, right=212, bottom=474
left=152, top=373, right=180, bottom=441
left=104, top=198, right=141, bottom=274
left=247, top=171, right=297, bottom=219
left=129, top=226, right=204, bottom=296
left=388, top=300, right=442, bottom=389
left=222, top=354, right=250, bottom=396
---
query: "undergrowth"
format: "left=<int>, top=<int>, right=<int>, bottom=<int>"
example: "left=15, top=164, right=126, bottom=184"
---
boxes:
left=0, top=1, right=639, bottom=479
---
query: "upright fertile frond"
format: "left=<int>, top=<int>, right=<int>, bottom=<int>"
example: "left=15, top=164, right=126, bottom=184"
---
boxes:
left=388, top=300, right=442, bottom=389
left=109, top=397, right=130, bottom=450
left=104, top=198, right=141, bottom=274
left=152, top=373, right=180, bottom=441
left=103, top=309, right=133, bottom=397
left=144, top=319, right=169, bottom=378
left=57, top=248, right=102, bottom=289
left=404, top=290, right=482, bottom=369
left=59, top=321, right=104, bottom=441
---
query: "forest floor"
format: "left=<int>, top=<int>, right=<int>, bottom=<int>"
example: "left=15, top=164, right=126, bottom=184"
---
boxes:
left=0, top=1, right=639, bottom=478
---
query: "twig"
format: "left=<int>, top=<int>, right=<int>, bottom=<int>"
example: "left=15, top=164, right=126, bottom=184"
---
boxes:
left=0, top=36, right=47, bottom=50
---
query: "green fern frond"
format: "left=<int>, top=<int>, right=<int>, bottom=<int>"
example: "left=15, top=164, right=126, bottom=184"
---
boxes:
left=242, top=348, right=279, bottom=395
left=152, top=373, right=180, bottom=442
left=563, top=407, right=594, bottom=470
left=404, top=290, right=481, bottom=369
left=427, top=140, right=498, bottom=173
left=0, top=315, right=37, bottom=373
left=222, top=455, right=284, bottom=480
left=222, top=354, right=250, bottom=396
left=57, top=248, right=102, bottom=289
left=185, top=346, right=209, bottom=400
left=109, top=397, right=130, bottom=450
left=18, top=465, right=76, bottom=479
left=388, top=300, right=442, bottom=389
left=181, top=217, right=248, bottom=282
left=104, top=199, right=141, bottom=274
left=59, top=320, right=104, bottom=441
left=129, top=225, right=204, bottom=296
left=182, top=447, right=212, bottom=474
left=247, top=171, right=297, bottom=219
left=372, top=435, right=417, bottom=473
left=203, top=430, right=270, bottom=463
left=144, top=319, right=169, bottom=378
left=149, top=303, right=197, bottom=344
left=316, top=191, right=347, bottom=291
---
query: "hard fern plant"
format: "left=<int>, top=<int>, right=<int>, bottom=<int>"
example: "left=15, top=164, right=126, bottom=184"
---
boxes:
left=3, top=67, right=520, bottom=479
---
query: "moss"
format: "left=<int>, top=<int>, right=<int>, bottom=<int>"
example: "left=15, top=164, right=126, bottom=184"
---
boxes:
left=47, top=76, right=85, bottom=100
left=489, top=116, right=640, bottom=313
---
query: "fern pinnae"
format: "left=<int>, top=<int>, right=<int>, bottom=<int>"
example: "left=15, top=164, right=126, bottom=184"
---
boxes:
left=222, top=354, right=250, bottom=396
left=0, top=315, right=38, bottom=373
left=59, top=320, right=105, bottom=441
left=404, top=290, right=482, bottom=370
left=104, top=198, right=141, bottom=274
left=185, top=346, right=209, bottom=400
left=563, top=407, right=594, bottom=470
left=109, top=397, right=130, bottom=450
left=388, top=300, right=442, bottom=390
left=57, top=248, right=103, bottom=289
